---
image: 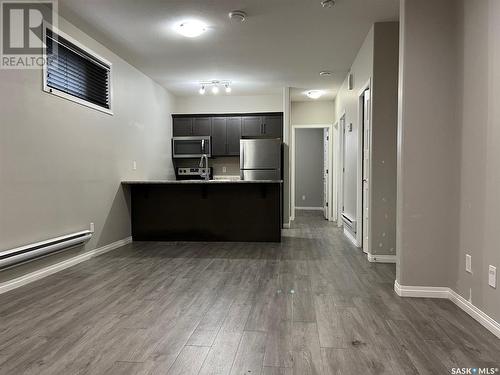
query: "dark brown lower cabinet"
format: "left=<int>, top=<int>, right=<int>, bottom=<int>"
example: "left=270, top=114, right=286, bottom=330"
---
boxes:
left=127, top=182, right=282, bottom=242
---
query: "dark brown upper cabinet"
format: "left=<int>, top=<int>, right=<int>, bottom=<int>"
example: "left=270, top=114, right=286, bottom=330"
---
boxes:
left=241, top=115, right=283, bottom=138
left=211, top=117, right=227, bottom=156
left=173, top=117, right=211, bottom=136
left=172, top=113, right=282, bottom=157
left=172, top=118, right=193, bottom=136
left=192, top=117, right=211, bottom=136
left=241, top=116, right=263, bottom=137
left=211, top=116, right=242, bottom=156
left=226, top=117, right=242, bottom=155
left=262, top=115, right=283, bottom=138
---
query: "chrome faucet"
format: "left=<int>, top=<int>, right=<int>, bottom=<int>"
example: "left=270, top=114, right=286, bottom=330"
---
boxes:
left=199, top=154, right=209, bottom=181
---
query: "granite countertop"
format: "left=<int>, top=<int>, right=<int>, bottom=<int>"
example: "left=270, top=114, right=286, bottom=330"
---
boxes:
left=122, top=179, right=283, bottom=185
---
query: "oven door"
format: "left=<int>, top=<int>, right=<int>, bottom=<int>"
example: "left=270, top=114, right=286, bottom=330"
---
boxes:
left=172, top=136, right=211, bottom=158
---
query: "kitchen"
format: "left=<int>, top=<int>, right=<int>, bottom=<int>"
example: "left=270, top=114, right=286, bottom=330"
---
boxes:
left=123, top=113, right=284, bottom=242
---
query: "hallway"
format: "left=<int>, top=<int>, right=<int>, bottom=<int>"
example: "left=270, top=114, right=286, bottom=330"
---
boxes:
left=0, top=212, right=498, bottom=374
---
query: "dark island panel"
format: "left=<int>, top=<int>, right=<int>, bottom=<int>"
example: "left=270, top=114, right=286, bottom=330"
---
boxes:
left=128, top=182, right=281, bottom=242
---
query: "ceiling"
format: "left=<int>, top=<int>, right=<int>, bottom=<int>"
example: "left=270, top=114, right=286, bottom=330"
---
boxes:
left=58, top=0, right=399, bottom=100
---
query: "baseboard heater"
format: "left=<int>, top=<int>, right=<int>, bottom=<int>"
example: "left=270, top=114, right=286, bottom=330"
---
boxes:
left=0, top=229, right=93, bottom=269
left=341, top=213, right=357, bottom=234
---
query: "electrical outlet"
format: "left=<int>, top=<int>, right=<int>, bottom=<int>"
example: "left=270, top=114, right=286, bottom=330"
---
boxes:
left=133, top=161, right=137, bottom=170
left=465, top=254, right=472, bottom=273
left=90, top=222, right=95, bottom=233
left=222, top=166, right=227, bottom=173
left=489, top=265, right=496, bottom=288
left=302, top=195, right=306, bottom=201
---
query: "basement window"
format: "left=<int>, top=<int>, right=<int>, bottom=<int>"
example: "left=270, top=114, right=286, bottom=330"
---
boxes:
left=43, top=26, right=112, bottom=114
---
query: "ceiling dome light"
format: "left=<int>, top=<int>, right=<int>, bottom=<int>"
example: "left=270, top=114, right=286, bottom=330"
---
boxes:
left=211, top=85, right=219, bottom=94
left=229, top=10, right=247, bottom=22
left=321, top=0, right=335, bottom=8
left=225, top=84, right=232, bottom=93
left=306, top=90, right=324, bottom=99
left=174, top=20, right=208, bottom=38
left=319, top=71, right=333, bottom=76
left=199, top=85, right=206, bottom=95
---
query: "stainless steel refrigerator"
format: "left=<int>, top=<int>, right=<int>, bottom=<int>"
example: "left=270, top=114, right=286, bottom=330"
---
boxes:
left=240, top=138, right=282, bottom=180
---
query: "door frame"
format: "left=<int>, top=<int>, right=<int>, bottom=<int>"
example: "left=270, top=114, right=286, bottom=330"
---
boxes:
left=291, top=124, right=334, bottom=222
left=336, top=113, right=346, bottom=228
left=357, top=79, right=373, bottom=253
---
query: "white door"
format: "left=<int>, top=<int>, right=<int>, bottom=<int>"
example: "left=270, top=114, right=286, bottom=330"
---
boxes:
left=323, top=128, right=329, bottom=219
left=362, top=89, right=371, bottom=254
left=338, top=115, right=346, bottom=226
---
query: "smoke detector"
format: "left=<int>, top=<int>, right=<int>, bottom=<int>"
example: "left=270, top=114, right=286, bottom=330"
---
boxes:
left=229, top=10, right=247, bottom=22
left=321, top=0, right=335, bottom=8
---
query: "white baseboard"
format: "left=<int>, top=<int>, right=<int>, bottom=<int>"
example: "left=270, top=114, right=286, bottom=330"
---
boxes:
left=343, top=227, right=359, bottom=247
left=394, top=280, right=500, bottom=339
left=367, top=253, right=396, bottom=263
left=0, top=236, right=132, bottom=295
left=295, top=207, right=324, bottom=211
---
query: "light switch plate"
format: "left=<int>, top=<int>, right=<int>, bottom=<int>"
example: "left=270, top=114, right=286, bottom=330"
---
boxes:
left=489, top=265, right=496, bottom=288
left=133, top=161, right=137, bottom=170
left=465, top=254, right=472, bottom=273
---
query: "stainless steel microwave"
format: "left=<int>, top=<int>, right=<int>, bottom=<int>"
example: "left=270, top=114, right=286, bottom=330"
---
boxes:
left=172, top=136, right=211, bottom=158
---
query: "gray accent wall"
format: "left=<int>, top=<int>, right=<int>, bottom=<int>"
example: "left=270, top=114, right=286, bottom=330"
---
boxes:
left=0, top=15, right=175, bottom=282
left=455, top=0, right=500, bottom=323
left=398, top=0, right=500, bottom=322
left=370, top=22, right=399, bottom=256
left=397, top=0, right=460, bottom=288
left=295, top=129, right=324, bottom=208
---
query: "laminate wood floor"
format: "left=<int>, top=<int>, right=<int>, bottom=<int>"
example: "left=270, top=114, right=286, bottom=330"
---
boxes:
left=1, top=211, right=499, bottom=375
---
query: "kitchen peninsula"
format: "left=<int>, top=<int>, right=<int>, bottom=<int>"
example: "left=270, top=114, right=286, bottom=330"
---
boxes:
left=122, top=179, right=282, bottom=242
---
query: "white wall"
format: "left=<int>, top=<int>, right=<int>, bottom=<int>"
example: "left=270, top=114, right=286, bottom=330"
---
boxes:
left=0, top=15, right=175, bottom=281
left=335, top=26, right=374, bottom=241
left=295, top=129, right=324, bottom=208
left=291, top=101, right=335, bottom=125
left=174, top=94, right=283, bottom=114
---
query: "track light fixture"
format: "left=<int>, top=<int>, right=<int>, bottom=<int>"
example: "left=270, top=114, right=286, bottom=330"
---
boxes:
left=198, top=80, right=232, bottom=95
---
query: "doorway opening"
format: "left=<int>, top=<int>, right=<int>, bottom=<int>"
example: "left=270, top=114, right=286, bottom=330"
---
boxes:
left=291, top=124, right=334, bottom=221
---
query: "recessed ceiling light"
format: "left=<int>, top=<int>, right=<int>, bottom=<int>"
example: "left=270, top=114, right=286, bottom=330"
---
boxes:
left=306, top=90, right=324, bottom=99
left=174, top=20, right=208, bottom=38
left=319, top=71, right=333, bottom=76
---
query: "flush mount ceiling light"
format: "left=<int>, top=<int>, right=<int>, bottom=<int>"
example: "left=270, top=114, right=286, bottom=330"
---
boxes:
left=306, top=90, right=324, bottom=99
left=229, top=10, right=247, bottom=22
left=198, top=80, right=232, bottom=95
left=321, top=0, right=336, bottom=8
left=319, top=71, right=333, bottom=76
left=174, top=20, right=208, bottom=38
